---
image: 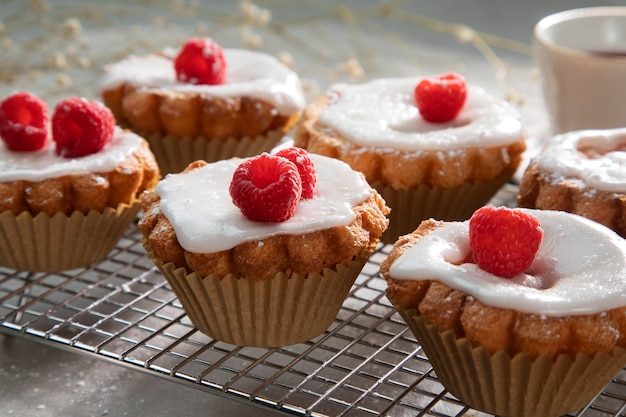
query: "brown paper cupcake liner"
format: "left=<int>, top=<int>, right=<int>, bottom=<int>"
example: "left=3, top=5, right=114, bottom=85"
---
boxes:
left=143, top=129, right=286, bottom=175
left=374, top=171, right=513, bottom=244
left=144, top=241, right=376, bottom=347
left=0, top=201, right=142, bottom=273
left=393, top=302, right=626, bottom=417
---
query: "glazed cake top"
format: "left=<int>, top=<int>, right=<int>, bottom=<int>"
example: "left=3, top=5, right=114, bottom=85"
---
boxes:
left=389, top=209, right=626, bottom=316
left=0, top=127, right=146, bottom=182
left=534, top=127, right=626, bottom=193
left=318, top=77, right=523, bottom=151
left=99, top=47, right=306, bottom=117
left=154, top=153, right=373, bottom=253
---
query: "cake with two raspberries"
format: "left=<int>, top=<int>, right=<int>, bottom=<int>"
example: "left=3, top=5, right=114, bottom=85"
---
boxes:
left=293, top=73, right=526, bottom=242
left=100, top=37, right=306, bottom=174
left=381, top=206, right=626, bottom=417
left=0, top=91, right=159, bottom=272
left=139, top=147, right=389, bottom=347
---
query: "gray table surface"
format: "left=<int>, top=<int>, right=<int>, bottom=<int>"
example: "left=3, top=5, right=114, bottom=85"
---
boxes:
left=1, top=1, right=624, bottom=416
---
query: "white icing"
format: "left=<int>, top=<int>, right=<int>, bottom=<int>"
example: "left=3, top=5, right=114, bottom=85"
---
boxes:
left=388, top=209, right=626, bottom=316
left=155, top=154, right=372, bottom=253
left=0, top=127, right=145, bottom=182
left=318, top=77, right=523, bottom=151
left=535, top=127, right=626, bottom=193
left=99, top=47, right=305, bottom=116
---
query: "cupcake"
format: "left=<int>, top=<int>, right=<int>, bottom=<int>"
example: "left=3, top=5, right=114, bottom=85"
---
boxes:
left=139, top=147, right=389, bottom=347
left=380, top=206, right=626, bottom=417
left=293, top=73, right=526, bottom=243
left=518, top=127, right=626, bottom=237
left=99, top=37, right=306, bottom=175
left=0, top=91, right=160, bottom=272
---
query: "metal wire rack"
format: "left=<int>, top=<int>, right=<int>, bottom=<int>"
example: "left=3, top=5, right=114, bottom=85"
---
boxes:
left=1, top=184, right=626, bottom=417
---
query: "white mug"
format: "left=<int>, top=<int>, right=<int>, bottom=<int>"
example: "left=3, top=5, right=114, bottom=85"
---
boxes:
left=534, top=7, right=626, bottom=134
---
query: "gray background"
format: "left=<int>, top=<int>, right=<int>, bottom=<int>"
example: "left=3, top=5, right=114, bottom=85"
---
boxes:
left=1, top=1, right=624, bottom=416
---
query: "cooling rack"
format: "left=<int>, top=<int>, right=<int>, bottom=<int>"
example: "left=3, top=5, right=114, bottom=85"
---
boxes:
left=2, top=184, right=626, bottom=417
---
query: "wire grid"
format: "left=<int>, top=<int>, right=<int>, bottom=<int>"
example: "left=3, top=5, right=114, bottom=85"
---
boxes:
left=1, top=185, right=626, bottom=417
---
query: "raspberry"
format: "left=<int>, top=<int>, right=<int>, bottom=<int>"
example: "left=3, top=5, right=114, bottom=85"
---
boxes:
left=414, top=73, right=467, bottom=123
left=229, top=153, right=303, bottom=222
left=174, top=38, right=227, bottom=85
left=469, top=206, right=543, bottom=278
left=0, top=91, right=49, bottom=151
left=275, top=147, right=317, bottom=199
left=52, top=97, right=116, bottom=158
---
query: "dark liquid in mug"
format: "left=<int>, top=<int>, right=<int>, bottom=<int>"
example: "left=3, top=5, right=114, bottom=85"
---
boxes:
left=587, top=50, right=626, bottom=57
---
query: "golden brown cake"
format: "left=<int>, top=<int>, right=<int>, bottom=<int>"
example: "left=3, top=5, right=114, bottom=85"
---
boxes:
left=0, top=136, right=158, bottom=216
left=293, top=76, right=526, bottom=242
left=518, top=127, right=626, bottom=237
left=139, top=151, right=389, bottom=347
left=99, top=38, right=306, bottom=174
left=381, top=210, right=626, bottom=417
left=0, top=126, right=160, bottom=272
left=102, top=87, right=297, bottom=142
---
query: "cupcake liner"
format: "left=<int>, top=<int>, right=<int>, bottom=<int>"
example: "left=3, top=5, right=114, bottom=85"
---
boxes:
left=144, top=241, right=376, bottom=347
left=375, top=171, right=513, bottom=244
left=0, top=201, right=142, bottom=273
left=393, top=302, right=626, bottom=417
left=143, top=129, right=286, bottom=175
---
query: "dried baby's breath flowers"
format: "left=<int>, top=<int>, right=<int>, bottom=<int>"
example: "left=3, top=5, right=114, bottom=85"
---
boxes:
left=195, top=22, right=209, bottom=36
left=77, top=56, right=92, bottom=68
left=301, top=79, right=320, bottom=98
left=277, top=51, right=294, bottom=69
left=78, top=37, right=90, bottom=49
left=29, top=0, right=48, bottom=13
left=455, top=25, right=476, bottom=43
left=239, top=0, right=271, bottom=26
left=60, top=18, right=82, bottom=40
left=336, top=5, right=356, bottom=23
left=49, top=51, right=68, bottom=70
left=337, top=57, right=365, bottom=79
left=505, top=90, right=525, bottom=107
left=240, top=25, right=262, bottom=49
left=56, top=73, right=72, bottom=86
